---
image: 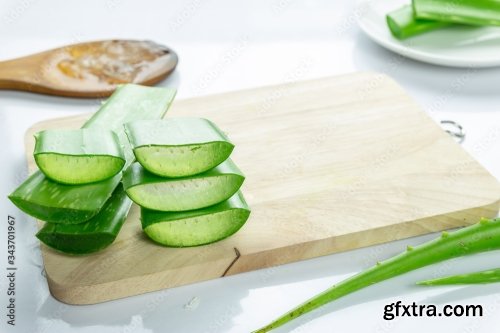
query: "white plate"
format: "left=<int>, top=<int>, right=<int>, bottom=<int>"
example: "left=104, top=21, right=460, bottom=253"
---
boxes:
left=357, top=0, right=500, bottom=67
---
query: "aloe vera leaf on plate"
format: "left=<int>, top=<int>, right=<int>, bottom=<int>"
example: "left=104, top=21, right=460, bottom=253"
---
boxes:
left=9, top=84, right=176, bottom=224
left=34, top=128, right=125, bottom=185
left=254, top=218, right=500, bottom=333
left=417, top=267, right=500, bottom=285
left=123, top=159, right=245, bottom=211
left=141, top=191, right=250, bottom=247
left=125, top=118, right=234, bottom=177
left=413, top=0, right=500, bottom=26
left=386, top=5, right=451, bottom=39
left=36, top=184, right=132, bottom=255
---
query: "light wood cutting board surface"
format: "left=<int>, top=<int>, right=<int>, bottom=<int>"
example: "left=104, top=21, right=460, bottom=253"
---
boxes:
left=24, top=72, right=500, bottom=304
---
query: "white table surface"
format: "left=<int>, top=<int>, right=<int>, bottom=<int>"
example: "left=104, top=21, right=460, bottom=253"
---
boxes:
left=1, top=1, right=499, bottom=332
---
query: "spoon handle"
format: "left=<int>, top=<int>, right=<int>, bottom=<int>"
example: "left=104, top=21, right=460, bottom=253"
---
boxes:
left=0, top=54, right=46, bottom=92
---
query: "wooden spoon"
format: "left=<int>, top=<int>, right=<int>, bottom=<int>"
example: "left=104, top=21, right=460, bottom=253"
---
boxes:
left=0, top=40, right=178, bottom=98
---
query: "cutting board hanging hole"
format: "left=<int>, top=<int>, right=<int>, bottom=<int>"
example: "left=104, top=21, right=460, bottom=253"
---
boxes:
left=440, top=120, right=465, bottom=143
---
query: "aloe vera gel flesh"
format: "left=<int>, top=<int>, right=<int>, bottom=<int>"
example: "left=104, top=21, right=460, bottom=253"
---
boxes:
left=123, top=159, right=244, bottom=212
left=125, top=118, right=234, bottom=177
left=34, top=128, right=125, bottom=185
left=141, top=191, right=250, bottom=247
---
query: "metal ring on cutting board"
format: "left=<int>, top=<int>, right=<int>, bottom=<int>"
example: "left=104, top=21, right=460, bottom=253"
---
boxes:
left=440, top=120, right=465, bottom=144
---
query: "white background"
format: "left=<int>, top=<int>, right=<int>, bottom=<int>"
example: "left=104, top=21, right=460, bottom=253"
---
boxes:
left=1, top=1, right=499, bottom=332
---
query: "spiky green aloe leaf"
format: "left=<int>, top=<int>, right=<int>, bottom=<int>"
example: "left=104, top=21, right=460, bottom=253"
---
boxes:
left=254, top=218, right=500, bottom=332
left=418, top=267, right=500, bottom=285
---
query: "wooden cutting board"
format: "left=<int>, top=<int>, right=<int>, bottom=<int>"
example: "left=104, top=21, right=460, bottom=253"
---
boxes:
left=24, top=72, right=500, bottom=305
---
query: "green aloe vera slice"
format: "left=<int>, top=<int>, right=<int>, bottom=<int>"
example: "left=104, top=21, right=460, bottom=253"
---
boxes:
left=34, top=128, right=125, bottom=185
left=125, top=118, right=234, bottom=177
left=9, top=84, right=176, bottom=224
left=141, top=191, right=250, bottom=247
left=123, top=159, right=244, bottom=211
left=36, top=184, right=132, bottom=255
left=413, top=0, right=500, bottom=26
left=386, top=5, right=450, bottom=39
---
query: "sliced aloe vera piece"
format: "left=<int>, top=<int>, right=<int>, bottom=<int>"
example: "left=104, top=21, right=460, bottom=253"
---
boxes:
left=34, top=128, right=125, bottom=185
left=142, top=191, right=250, bottom=247
left=36, top=184, right=132, bottom=255
left=9, top=84, right=176, bottom=224
left=386, top=5, right=450, bottom=39
left=413, top=0, right=500, bottom=26
left=123, top=159, right=244, bottom=211
left=125, top=118, right=234, bottom=177
left=9, top=172, right=121, bottom=223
